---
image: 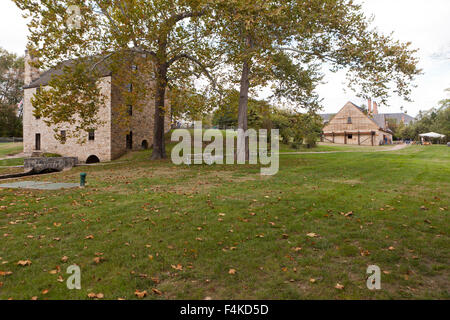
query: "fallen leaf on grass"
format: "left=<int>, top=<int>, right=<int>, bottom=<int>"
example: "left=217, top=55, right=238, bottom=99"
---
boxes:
left=0, top=271, right=13, bottom=276
left=134, top=290, right=148, bottom=298
left=17, top=260, right=32, bottom=266
left=61, top=256, right=68, bottom=263
left=152, top=288, right=162, bottom=295
left=41, top=289, right=49, bottom=295
left=306, top=233, right=318, bottom=238
left=85, top=235, right=94, bottom=240
left=388, top=246, right=395, bottom=251
left=335, top=283, right=344, bottom=290
left=93, top=257, right=105, bottom=264
left=171, top=264, right=183, bottom=271
left=87, top=292, right=104, bottom=299
left=151, top=277, right=160, bottom=284
left=228, top=269, right=236, bottom=275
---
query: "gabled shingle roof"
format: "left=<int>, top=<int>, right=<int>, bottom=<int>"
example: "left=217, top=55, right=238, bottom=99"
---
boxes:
left=383, top=113, right=415, bottom=124
left=319, top=113, right=335, bottom=122
left=24, top=57, right=113, bottom=89
left=370, top=114, right=387, bottom=129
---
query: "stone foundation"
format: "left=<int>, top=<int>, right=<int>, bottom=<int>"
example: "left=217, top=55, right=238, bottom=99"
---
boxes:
left=24, top=157, right=78, bottom=173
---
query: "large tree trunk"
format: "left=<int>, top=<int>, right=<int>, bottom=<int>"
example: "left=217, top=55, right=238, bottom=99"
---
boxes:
left=237, top=59, right=250, bottom=161
left=151, top=63, right=168, bottom=160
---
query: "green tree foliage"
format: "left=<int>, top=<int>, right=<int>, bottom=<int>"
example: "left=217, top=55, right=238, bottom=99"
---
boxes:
left=212, top=90, right=323, bottom=149
left=0, top=47, right=23, bottom=137
left=398, top=91, right=450, bottom=143
left=212, top=89, right=271, bottom=129
left=270, top=109, right=323, bottom=149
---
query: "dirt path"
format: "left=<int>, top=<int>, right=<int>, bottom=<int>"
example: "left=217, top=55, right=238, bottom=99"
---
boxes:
left=0, top=152, right=27, bottom=161
left=280, top=143, right=410, bottom=155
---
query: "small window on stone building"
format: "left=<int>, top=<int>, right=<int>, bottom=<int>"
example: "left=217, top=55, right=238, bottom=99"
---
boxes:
left=60, top=130, right=67, bottom=143
left=131, top=64, right=138, bottom=71
left=348, top=134, right=353, bottom=140
left=88, top=130, right=95, bottom=141
left=127, top=105, right=133, bottom=116
left=347, top=117, right=352, bottom=124
left=126, top=83, right=133, bottom=92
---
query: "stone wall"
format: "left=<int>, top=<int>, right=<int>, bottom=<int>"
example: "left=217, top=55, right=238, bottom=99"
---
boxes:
left=23, top=59, right=172, bottom=163
left=23, top=77, right=113, bottom=162
left=24, top=157, right=78, bottom=173
left=110, top=65, right=171, bottom=160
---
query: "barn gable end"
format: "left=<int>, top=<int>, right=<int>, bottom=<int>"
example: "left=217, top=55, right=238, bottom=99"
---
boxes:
left=324, top=102, right=379, bottom=133
left=322, top=102, right=393, bottom=146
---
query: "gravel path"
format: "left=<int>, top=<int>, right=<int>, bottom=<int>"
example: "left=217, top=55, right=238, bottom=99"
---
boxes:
left=280, top=143, right=410, bottom=155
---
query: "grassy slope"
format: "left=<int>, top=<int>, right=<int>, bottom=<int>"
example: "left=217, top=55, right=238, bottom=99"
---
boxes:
left=0, top=143, right=23, bottom=158
left=0, top=145, right=448, bottom=300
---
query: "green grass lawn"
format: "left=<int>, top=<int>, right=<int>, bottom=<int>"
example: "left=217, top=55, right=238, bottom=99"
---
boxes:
left=0, top=145, right=448, bottom=300
left=0, top=143, right=24, bottom=175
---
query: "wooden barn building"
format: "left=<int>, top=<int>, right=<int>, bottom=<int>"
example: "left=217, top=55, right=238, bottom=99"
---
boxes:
left=322, top=100, right=393, bottom=146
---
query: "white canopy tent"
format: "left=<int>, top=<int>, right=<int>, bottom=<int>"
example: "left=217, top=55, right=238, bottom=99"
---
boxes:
left=419, top=132, right=446, bottom=139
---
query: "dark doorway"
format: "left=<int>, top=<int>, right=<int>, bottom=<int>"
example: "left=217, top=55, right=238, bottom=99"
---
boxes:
left=35, top=133, right=41, bottom=150
left=86, top=155, right=100, bottom=164
left=126, top=131, right=133, bottom=150
left=141, top=140, right=149, bottom=149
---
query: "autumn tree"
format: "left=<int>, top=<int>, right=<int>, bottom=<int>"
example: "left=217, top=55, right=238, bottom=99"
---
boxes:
left=14, top=0, right=219, bottom=158
left=213, top=0, right=421, bottom=159
left=210, top=0, right=321, bottom=159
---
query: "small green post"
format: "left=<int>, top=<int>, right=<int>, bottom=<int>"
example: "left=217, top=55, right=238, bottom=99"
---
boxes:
left=80, top=173, right=87, bottom=187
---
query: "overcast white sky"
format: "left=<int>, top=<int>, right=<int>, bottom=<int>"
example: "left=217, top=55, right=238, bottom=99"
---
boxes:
left=1, top=0, right=449, bottom=116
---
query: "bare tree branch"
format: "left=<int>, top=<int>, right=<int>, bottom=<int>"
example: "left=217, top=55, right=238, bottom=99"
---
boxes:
left=276, top=46, right=339, bottom=64
left=167, top=53, right=219, bottom=91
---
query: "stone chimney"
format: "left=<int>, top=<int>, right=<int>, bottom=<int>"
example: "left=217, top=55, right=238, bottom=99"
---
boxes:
left=373, top=101, right=379, bottom=115
left=368, top=98, right=372, bottom=114
left=24, top=50, right=40, bottom=86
